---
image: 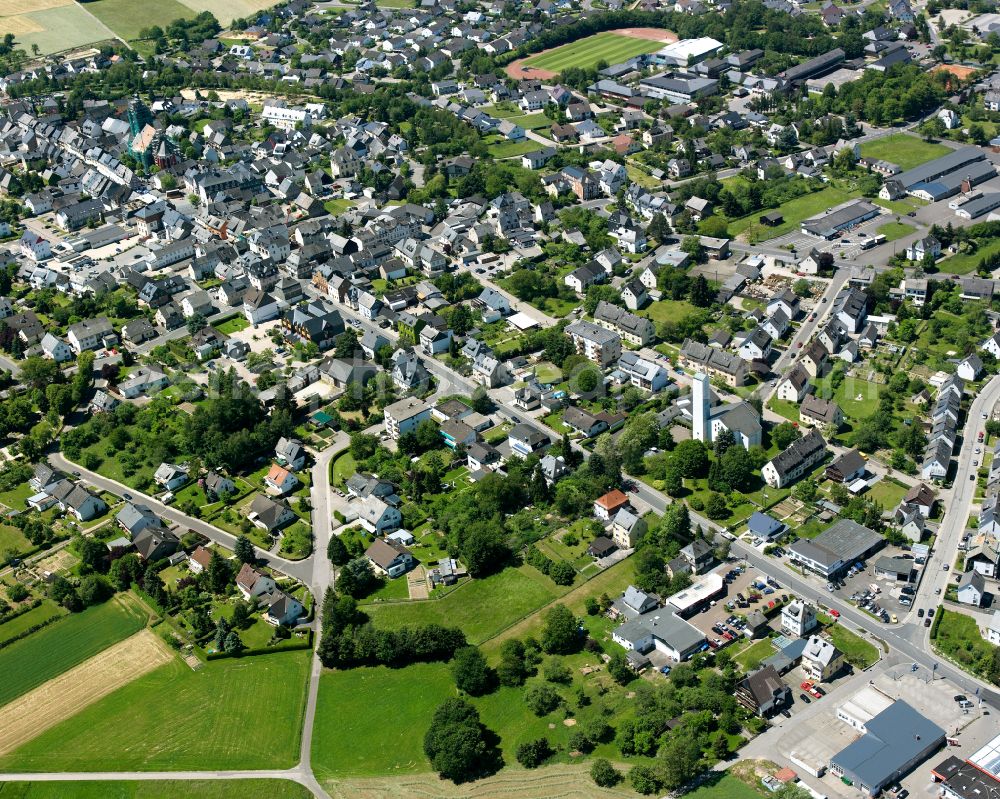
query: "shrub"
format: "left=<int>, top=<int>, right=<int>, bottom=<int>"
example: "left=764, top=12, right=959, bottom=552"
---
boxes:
left=591, top=758, right=621, bottom=788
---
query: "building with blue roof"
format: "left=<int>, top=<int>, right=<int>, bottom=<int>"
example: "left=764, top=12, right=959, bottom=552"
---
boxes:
left=748, top=511, right=785, bottom=541
left=830, top=700, right=945, bottom=796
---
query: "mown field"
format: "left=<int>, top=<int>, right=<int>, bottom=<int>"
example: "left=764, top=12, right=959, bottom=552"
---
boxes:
left=726, top=184, right=860, bottom=240
left=361, top=565, right=567, bottom=645
left=0, top=651, right=311, bottom=772
left=859, top=133, right=950, bottom=170
left=0, top=594, right=147, bottom=708
left=0, top=1, right=115, bottom=56
left=0, top=780, right=312, bottom=798
left=523, top=32, right=664, bottom=73
left=83, top=0, right=195, bottom=42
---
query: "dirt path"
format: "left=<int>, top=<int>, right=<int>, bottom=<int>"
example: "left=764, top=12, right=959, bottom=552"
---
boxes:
left=407, top=565, right=429, bottom=600
left=505, top=27, right=677, bottom=80
left=323, top=762, right=636, bottom=799
left=0, top=630, right=173, bottom=756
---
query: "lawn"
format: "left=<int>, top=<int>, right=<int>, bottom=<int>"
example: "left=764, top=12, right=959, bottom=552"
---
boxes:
left=0, top=781, right=312, bottom=798
left=877, top=222, right=916, bottom=242
left=813, top=374, right=882, bottom=424
left=866, top=477, right=908, bottom=509
left=727, top=185, right=860, bottom=240
left=0, top=651, right=311, bottom=771
left=683, top=773, right=762, bottom=799
left=486, top=138, right=541, bottom=159
left=375, top=0, right=415, bottom=6
left=216, top=315, right=249, bottom=335
left=324, top=198, right=356, bottom=215
left=638, top=298, right=698, bottom=324
left=825, top=623, right=879, bottom=669
left=0, top=594, right=148, bottom=708
left=0, top=599, right=65, bottom=647
left=362, top=565, right=564, bottom=644
left=768, top=398, right=800, bottom=423
left=0, top=524, right=32, bottom=557
left=733, top=637, right=777, bottom=671
left=331, top=451, right=357, bottom=488
left=859, top=134, right=950, bottom=170
left=312, top=662, right=455, bottom=778
left=938, top=237, right=1000, bottom=275
left=932, top=608, right=996, bottom=679
left=83, top=0, right=194, bottom=41
left=523, top=31, right=666, bottom=73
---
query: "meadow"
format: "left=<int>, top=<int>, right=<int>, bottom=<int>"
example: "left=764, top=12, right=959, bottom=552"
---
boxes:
left=859, top=133, right=950, bottom=170
left=0, top=651, right=311, bottom=771
left=0, top=594, right=147, bottom=708
left=82, top=0, right=195, bottom=41
left=0, top=780, right=312, bottom=798
left=523, top=32, right=665, bottom=73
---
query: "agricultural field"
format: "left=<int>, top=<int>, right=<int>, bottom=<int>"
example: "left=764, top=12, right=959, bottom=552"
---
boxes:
left=0, top=780, right=313, bottom=798
left=0, top=630, right=173, bottom=757
left=0, top=651, right=311, bottom=771
left=82, top=0, right=194, bottom=41
left=0, top=600, right=66, bottom=646
left=859, top=133, right=950, bottom=170
left=0, top=594, right=148, bottom=708
left=522, top=31, right=666, bottom=74
left=0, top=0, right=116, bottom=56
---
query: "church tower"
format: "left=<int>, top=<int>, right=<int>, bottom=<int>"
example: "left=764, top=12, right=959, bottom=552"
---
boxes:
left=692, top=371, right=711, bottom=443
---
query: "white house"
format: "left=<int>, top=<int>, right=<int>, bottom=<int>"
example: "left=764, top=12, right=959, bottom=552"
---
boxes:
left=40, top=333, right=73, bottom=362
left=153, top=462, right=188, bottom=491
left=358, top=496, right=402, bottom=534
left=264, top=463, right=299, bottom=495
left=236, top=563, right=277, bottom=600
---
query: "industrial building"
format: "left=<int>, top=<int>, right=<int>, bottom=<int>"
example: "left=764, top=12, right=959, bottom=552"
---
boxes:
left=801, top=200, right=881, bottom=239
left=787, top=518, right=884, bottom=578
left=830, top=700, right=945, bottom=796
left=893, top=146, right=996, bottom=201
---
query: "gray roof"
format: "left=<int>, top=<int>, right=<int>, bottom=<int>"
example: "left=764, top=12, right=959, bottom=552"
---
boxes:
left=615, top=609, right=704, bottom=654
left=788, top=518, right=882, bottom=568
left=831, top=701, right=945, bottom=791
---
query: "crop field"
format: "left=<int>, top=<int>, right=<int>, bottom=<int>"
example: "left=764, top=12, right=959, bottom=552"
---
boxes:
left=0, top=630, right=173, bottom=756
left=0, top=651, right=311, bottom=771
left=83, top=0, right=195, bottom=42
left=0, top=1, right=115, bottom=55
left=0, top=600, right=66, bottom=646
left=0, top=594, right=148, bottom=708
left=521, top=31, right=666, bottom=74
left=859, top=134, right=950, bottom=170
left=0, top=780, right=313, bottom=798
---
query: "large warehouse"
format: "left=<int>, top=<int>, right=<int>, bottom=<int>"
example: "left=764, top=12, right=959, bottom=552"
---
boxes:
left=830, top=701, right=945, bottom=796
left=787, top=518, right=884, bottom=578
left=893, top=146, right=996, bottom=201
left=801, top=200, right=881, bottom=239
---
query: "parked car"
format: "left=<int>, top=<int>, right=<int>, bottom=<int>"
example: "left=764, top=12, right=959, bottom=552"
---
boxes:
left=799, top=693, right=811, bottom=704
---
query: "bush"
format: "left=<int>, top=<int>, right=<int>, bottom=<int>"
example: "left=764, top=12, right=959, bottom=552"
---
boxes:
left=451, top=646, right=495, bottom=696
left=7, top=583, right=28, bottom=602
left=591, top=758, right=621, bottom=788
left=515, top=737, right=552, bottom=768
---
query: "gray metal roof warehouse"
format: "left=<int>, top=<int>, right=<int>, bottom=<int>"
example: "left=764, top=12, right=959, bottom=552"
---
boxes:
left=787, top=518, right=884, bottom=577
left=801, top=200, right=880, bottom=239
left=893, top=146, right=987, bottom=191
left=831, top=701, right=945, bottom=795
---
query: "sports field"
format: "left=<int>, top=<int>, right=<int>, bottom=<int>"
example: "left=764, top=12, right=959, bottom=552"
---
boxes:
left=0, top=780, right=313, bottom=798
left=0, top=594, right=148, bottom=708
left=0, top=651, right=311, bottom=771
left=518, top=31, right=668, bottom=75
left=859, top=133, right=950, bottom=170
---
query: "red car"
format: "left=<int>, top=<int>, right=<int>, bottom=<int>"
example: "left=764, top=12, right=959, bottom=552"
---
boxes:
left=830, top=609, right=840, bottom=618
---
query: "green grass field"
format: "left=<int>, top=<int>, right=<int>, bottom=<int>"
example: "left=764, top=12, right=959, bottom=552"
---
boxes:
left=938, top=237, right=1000, bottom=275
left=813, top=374, right=882, bottom=424
left=727, top=185, right=860, bottom=240
left=0, top=595, right=147, bottom=708
left=638, top=298, right=698, bottom=324
left=683, top=774, right=761, bottom=799
left=877, top=221, right=916, bottom=241
left=486, top=138, right=540, bottom=159
left=362, top=566, right=564, bottom=644
left=216, top=315, right=249, bottom=335
left=523, top=31, right=666, bottom=74
left=825, top=623, right=879, bottom=669
left=0, top=780, right=312, bottom=799
left=0, top=651, right=311, bottom=772
left=0, top=524, right=32, bottom=557
left=0, top=600, right=65, bottom=647
left=312, top=663, right=455, bottom=778
left=866, top=478, right=908, bottom=509
left=859, top=134, right=950, bottom=170
left=2, top=4, right=117, bottom=56
left=83, top=0, right=195, bottom=41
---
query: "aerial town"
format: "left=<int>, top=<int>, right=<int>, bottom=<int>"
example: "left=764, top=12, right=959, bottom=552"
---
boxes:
left=6, top=0, right=1000, bottom=797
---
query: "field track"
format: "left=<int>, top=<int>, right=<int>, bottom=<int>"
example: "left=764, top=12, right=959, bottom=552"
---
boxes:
left=324, top=762, right=636, bottom=799
left=0, top=630, right=173, bottom=756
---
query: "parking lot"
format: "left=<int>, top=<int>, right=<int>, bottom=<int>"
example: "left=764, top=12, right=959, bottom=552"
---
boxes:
left=682, top=563, right=793, bottom=645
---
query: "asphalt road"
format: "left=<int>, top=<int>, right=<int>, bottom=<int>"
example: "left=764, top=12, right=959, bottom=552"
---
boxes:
left=49, top=452, right=313, bottom=584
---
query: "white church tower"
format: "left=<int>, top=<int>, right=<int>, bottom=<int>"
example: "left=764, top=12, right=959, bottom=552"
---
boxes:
left=692, top=371, right=711, bottom=443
